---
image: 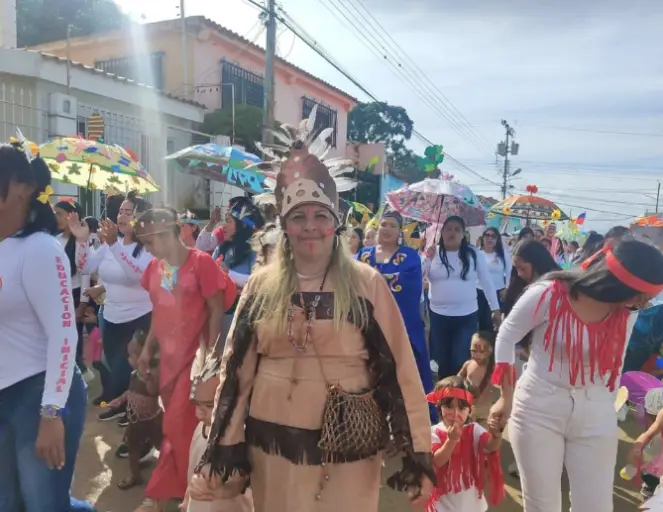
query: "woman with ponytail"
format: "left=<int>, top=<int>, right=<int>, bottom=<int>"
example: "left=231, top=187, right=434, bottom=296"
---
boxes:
left=0, top=142, right=94, bottom=511
left=428, top=216, right=501, bottom=379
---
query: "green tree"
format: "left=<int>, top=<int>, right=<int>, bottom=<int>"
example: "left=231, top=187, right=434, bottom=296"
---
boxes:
left=201, top=104, right=281, bottom=154
left=348, top=101, right=426, bottom=184
left=17, top=0, right=128, bottom=47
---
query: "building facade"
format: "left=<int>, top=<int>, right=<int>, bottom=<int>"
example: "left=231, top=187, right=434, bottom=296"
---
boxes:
left=30, top=16, right=359, bottom=160
left=0, top=48, right=208, bottom=212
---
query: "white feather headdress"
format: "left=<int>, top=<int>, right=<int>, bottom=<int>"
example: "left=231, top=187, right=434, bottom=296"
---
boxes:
left=251, top=105, right=358, bottom=209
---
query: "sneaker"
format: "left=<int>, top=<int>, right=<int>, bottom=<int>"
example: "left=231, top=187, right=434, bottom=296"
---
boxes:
left=117, top=414, right=129, bottom=427
left=82, top=369, right=95, bottom=383
left=98, top=405, right=126, bottom=422
left=116, top=443, right=155, bottom=462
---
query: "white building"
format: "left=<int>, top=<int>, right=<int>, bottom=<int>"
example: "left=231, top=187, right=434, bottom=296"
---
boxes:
left=0, top=47, right=220, bottom=213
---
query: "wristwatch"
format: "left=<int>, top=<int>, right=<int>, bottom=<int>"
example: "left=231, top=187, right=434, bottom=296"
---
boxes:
left=40, top=405, right=63, bottom=419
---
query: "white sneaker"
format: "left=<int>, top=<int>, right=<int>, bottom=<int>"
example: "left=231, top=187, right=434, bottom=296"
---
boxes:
left=83, top=369, right=95, bottom=383
left=430, top=360, right=439, bottom=373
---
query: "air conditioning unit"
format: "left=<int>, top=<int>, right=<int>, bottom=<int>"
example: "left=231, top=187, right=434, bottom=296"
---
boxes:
left=48, top=93, right=77, bottom=137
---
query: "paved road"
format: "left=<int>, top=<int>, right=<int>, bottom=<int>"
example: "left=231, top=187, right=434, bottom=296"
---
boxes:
left=73, top=380, right=643, bottom=511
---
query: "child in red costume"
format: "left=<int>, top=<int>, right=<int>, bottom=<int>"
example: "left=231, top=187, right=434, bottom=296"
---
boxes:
left=426, top=376, right=505, bottom=512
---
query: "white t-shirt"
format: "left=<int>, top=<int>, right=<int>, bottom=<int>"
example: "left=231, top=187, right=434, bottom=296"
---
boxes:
left=479, top=250, right=512, bottom=291
left=0, top=233, right=78, bottom=408
left=431, top=422, right=488, bottom=512
left=495, top=280, right=638, bottom=388
left=428, top=248, right=500, bottom=316
left=82, top=239, right=153, bottom=324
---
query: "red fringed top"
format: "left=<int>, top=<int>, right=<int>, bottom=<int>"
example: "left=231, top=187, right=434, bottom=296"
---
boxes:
left=535, top=280, right=629, bottom=391
left=426, top=423, right=505, bottom=511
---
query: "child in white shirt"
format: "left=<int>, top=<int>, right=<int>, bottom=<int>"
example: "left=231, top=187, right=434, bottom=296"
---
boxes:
left=426, top=376, right=505, bottom=512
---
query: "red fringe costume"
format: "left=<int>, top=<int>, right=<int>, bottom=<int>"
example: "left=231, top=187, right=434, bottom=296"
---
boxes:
left=427, top=423, right=505, bottom=512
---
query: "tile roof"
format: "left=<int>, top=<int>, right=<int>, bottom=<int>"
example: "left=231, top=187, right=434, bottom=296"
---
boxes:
left=36, top=51, right=207, bottom=109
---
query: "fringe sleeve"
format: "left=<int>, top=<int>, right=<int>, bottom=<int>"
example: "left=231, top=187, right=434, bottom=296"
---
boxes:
left=196, top=278, right=259, bottom=483
left=361, top=269, right=435, bottom=493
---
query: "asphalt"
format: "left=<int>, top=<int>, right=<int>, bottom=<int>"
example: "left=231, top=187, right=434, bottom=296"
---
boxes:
left=73, top=378, right=644, bottom=511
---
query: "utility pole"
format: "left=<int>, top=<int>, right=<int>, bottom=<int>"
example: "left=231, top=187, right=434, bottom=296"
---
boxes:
left=657, top=181, right=661, bottom=213
left=262, top=0, right=277, bottom=144
left=66, top=24, right=72, bottom=94
left=179, top=0, right=189, bottom=100
left=497, top=120, right=521, bottom=199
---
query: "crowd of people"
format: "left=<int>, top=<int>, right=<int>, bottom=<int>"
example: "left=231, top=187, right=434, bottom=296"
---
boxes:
left=2, top=125, right=663, bottom=512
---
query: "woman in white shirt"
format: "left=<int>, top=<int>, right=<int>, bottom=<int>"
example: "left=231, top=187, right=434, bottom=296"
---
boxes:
left=0, top=142, right=93, bottom=510
left=478, top=227, right=511, bottom=331
left=428, top=216, right=501, bottom=379
left=490, top=240, right=663, bottom=511
left=54, top=199, right=92, bottom=379
left=74, top=191, right=153, bottom=422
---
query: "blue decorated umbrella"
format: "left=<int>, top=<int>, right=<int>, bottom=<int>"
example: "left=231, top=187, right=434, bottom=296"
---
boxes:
left=165, top=143, right=266, bottom=194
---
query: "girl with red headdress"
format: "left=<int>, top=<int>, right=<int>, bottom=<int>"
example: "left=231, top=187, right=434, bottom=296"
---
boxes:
left=490, top=240, right=663, bottom=511
left=426, top=376, right=504, bottom=511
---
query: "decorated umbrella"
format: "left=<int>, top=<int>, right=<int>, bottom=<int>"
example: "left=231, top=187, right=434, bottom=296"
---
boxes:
left=490, top=185, right=568, bottom=224
left=39, top=136, right=159, bottom=194
left=165, top=143, right=265, bottom=194
left=386, top=173, right=486, bottom=227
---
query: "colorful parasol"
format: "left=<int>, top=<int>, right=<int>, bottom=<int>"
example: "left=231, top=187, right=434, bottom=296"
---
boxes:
left=490, top=185, right=568, bottom=222
left=166, top=143, right=265, bottom=194
left=386, top=173, right=486, bottom=226
left=39, top=137, right=159, bottom=193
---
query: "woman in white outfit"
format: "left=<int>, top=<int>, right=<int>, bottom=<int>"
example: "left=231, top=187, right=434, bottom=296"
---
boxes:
left=490, top=240, right=663, bottom=511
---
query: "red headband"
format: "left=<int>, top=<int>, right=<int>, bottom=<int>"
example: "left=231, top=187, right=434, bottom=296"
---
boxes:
left=582, top=247, right=663, bottom=295
left=426, top=388, right=474, bottom=406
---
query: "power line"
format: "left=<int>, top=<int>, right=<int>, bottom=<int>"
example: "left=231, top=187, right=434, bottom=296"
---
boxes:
left=324, top=0, right=495, bottom=156
left=242, top=0, right=500, bottom=187
left=514, top=122, right=663, bottom=138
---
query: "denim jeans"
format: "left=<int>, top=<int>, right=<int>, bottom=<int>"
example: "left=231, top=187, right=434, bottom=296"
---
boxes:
left=0, top=368, right=96, bottom=511
left=428, top=310, right=478, bottom=378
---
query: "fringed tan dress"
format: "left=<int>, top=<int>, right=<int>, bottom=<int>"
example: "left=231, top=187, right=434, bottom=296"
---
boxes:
left=198, top=261, right=434, bottom=512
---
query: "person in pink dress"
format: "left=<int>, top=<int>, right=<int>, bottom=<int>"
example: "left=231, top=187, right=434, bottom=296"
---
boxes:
left=133, top=208, right=238, bottom=512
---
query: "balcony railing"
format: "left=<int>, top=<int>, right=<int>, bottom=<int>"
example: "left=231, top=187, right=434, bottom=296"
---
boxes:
left=221, top=60, right=264, bottom=109
left=94, top=52, right=165, bottom=91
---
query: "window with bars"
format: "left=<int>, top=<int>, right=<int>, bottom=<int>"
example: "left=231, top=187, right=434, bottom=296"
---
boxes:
left=94, top=52, right=166, bottom=91
left=302, top=97, right=338, bottom=148
left=76, top=116, right=87, bottom=138
left=220, top=60, right=264, bottom=109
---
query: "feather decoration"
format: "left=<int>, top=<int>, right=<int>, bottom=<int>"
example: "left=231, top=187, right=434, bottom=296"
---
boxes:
left=335, top=177, right=358, bottom=192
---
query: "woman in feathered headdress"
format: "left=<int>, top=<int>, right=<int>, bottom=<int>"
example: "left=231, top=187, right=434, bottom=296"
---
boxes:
left=190, top=107, right=434, bottom=512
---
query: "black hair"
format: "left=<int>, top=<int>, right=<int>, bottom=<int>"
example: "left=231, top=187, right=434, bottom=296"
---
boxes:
left=574, top=231, right=605, bottom=265
left=352, top=226, right=364, bottom=252
left=215, top=218, right=254, bottom=269
left=84, top=216, right=99, bottom=233
left=54, top=200, right=84, bottom=277
left=545, top=240, right=663, bottom=303
left=518, top=227, right=535, bottom=240
left=473, top=330, right=496, bottom=394
left=503, top=239, right=560, bottom=315
left=569, top=240, right=580, bottom=251
left=438, top=215, right=476, bottom=280
left=433, top=376, right=477, bottom=411
left=481, top=226, right=506, bottom=270
left=131, top=329, right=159, bottom=368
left=605, top=225, right=629, bottom=243
left=555, top=236, right=566, bottom=257
left=124, top=191, right=152, bottom=258
left=0, top=143, right=58, bottom=238
left=105, top=194, right=125, bottom=224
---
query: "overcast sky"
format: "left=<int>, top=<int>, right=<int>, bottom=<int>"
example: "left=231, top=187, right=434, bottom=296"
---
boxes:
left=116, top=0, right=663, bottom=232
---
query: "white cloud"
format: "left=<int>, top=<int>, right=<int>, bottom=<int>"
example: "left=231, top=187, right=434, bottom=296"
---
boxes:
left=114, top=0, right=663, bottom=231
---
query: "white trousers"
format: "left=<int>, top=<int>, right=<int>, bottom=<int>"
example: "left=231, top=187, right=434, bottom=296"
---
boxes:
left=509, top=371, right=618, bottom=512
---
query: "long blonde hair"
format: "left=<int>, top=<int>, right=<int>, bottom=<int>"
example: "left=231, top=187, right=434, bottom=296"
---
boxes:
left=249, top=234, right=368, bottom=333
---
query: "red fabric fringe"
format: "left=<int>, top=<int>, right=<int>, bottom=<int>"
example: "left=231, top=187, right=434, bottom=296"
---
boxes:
left=426, top=424, right=505, bottom=511
left=535, top=281, right=629, bottom=391
left=491, top=362, right=516, bottom=387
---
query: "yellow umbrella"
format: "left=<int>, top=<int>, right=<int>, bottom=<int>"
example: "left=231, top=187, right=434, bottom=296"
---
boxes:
left=39, top=137, right=159, bottom=194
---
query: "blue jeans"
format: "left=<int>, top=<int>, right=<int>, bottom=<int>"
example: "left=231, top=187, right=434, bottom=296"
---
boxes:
left=429, top=310, right=478, bottom=378
left=0, top=369, right=96, bottom=511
